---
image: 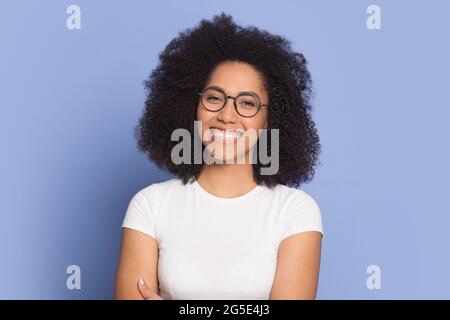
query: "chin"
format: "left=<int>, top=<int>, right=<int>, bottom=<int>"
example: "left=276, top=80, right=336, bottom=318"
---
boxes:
left=205, top=142, right=253, bottom=164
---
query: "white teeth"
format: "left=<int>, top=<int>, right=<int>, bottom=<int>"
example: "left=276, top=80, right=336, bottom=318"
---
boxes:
left=209, top=128, right=244, bottom=141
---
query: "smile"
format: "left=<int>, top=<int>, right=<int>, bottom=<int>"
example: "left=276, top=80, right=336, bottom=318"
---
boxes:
left=208, top=128, right=244, bottom=143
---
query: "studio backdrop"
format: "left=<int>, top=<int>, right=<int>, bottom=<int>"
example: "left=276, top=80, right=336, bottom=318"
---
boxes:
left=1, top=0, right=449, bottom=299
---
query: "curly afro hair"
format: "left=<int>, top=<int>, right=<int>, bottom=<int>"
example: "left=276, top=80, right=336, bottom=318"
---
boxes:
left=135, top=12, right=321, bottom=189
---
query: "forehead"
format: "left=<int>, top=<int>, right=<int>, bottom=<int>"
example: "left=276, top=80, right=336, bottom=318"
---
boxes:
left=205, top=61, right=267, bottom=97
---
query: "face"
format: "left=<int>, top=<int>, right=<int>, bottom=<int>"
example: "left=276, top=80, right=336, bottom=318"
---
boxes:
left=196, top=61, right=269, bottom=163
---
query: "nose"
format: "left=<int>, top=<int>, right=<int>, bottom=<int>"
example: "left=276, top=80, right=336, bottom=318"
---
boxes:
left=217, top=97, right=238, bottom=123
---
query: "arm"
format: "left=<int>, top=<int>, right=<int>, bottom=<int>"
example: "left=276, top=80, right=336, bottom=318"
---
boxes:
left=114, top=227, right=163, bottom=299
left=269, top=231, right=322, bottom=300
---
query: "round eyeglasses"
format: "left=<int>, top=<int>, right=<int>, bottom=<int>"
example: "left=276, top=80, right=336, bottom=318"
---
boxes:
left=198, top=86, right=268, bottom=118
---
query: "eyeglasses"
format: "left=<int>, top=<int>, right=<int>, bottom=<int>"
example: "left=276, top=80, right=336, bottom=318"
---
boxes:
left=198, top=86, right=268, bottom=118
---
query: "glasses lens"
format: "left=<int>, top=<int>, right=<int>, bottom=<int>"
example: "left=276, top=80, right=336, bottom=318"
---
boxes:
left=236, top=94, right=259, bottom=117
left=202, top=88, right=225, bottom=111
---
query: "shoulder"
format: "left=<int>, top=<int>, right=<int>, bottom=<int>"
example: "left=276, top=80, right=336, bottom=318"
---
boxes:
left=274, top=184, right=323, bottom=237
left=273, top=184, right=320, bottom=211
left=131, top=178, right=187, bottom=203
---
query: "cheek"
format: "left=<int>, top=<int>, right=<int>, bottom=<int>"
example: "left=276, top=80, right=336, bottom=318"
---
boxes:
left=196, top=106, right=214, bottom=143
left=242, top=113, right=268, bottom=131
left=196, top=105, right=213, bottom=123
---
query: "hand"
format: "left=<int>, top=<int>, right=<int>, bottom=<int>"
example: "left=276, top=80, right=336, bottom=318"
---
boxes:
left=137, top=277, right=164, bottom=300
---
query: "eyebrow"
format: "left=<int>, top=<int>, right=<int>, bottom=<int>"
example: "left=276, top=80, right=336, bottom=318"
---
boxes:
left=207, top=85, right=262, bottom=97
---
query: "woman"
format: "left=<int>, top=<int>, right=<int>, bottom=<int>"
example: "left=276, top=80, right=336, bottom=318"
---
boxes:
left=115, top=13, right=323, bottom=300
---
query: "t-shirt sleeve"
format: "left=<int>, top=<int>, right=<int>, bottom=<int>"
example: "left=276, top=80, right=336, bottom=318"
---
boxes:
left=280, top=192, right=324, bottom=241
left=121, top=189, right=156, bottom=239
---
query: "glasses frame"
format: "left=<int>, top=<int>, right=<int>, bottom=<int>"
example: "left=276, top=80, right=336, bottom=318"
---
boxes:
left=198, top=86, right=269, bottom=118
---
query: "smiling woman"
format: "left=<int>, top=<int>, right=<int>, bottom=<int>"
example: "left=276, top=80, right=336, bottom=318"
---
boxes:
left=114, top=12, right=323, bottom=300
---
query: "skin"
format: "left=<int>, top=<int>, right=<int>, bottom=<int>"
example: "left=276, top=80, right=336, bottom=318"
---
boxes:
left=114, top=61, right=322, bottom=300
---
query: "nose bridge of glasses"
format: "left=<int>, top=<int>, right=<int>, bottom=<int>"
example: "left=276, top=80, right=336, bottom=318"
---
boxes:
left=221, top=95, right=238, bottom=114
left=225, top=94, right=235, bottom=104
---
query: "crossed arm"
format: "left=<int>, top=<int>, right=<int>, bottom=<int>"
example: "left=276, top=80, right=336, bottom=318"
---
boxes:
left=114, top=228, right=322, bottom=300
left=114, top=227, right=163, bottom=300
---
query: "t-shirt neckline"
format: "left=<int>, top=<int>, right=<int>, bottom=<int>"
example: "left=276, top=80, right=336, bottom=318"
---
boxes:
left=192, top=179, right=264, bottom=203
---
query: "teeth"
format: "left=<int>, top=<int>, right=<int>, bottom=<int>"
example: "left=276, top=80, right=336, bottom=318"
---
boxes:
left=209, top=128, right=244, bottom=140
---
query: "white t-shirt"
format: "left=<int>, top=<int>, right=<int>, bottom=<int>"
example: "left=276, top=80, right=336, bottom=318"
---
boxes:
left=122, top=178, right=323, bottom=300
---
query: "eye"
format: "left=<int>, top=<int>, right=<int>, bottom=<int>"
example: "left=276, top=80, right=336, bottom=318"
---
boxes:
left=239, top=100, right=257, bottom=108
left=206, top=95, right=223, bottom=103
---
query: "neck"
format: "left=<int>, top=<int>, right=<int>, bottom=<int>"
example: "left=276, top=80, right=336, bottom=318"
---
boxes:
left=196, top=163, right=257, bottom=198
